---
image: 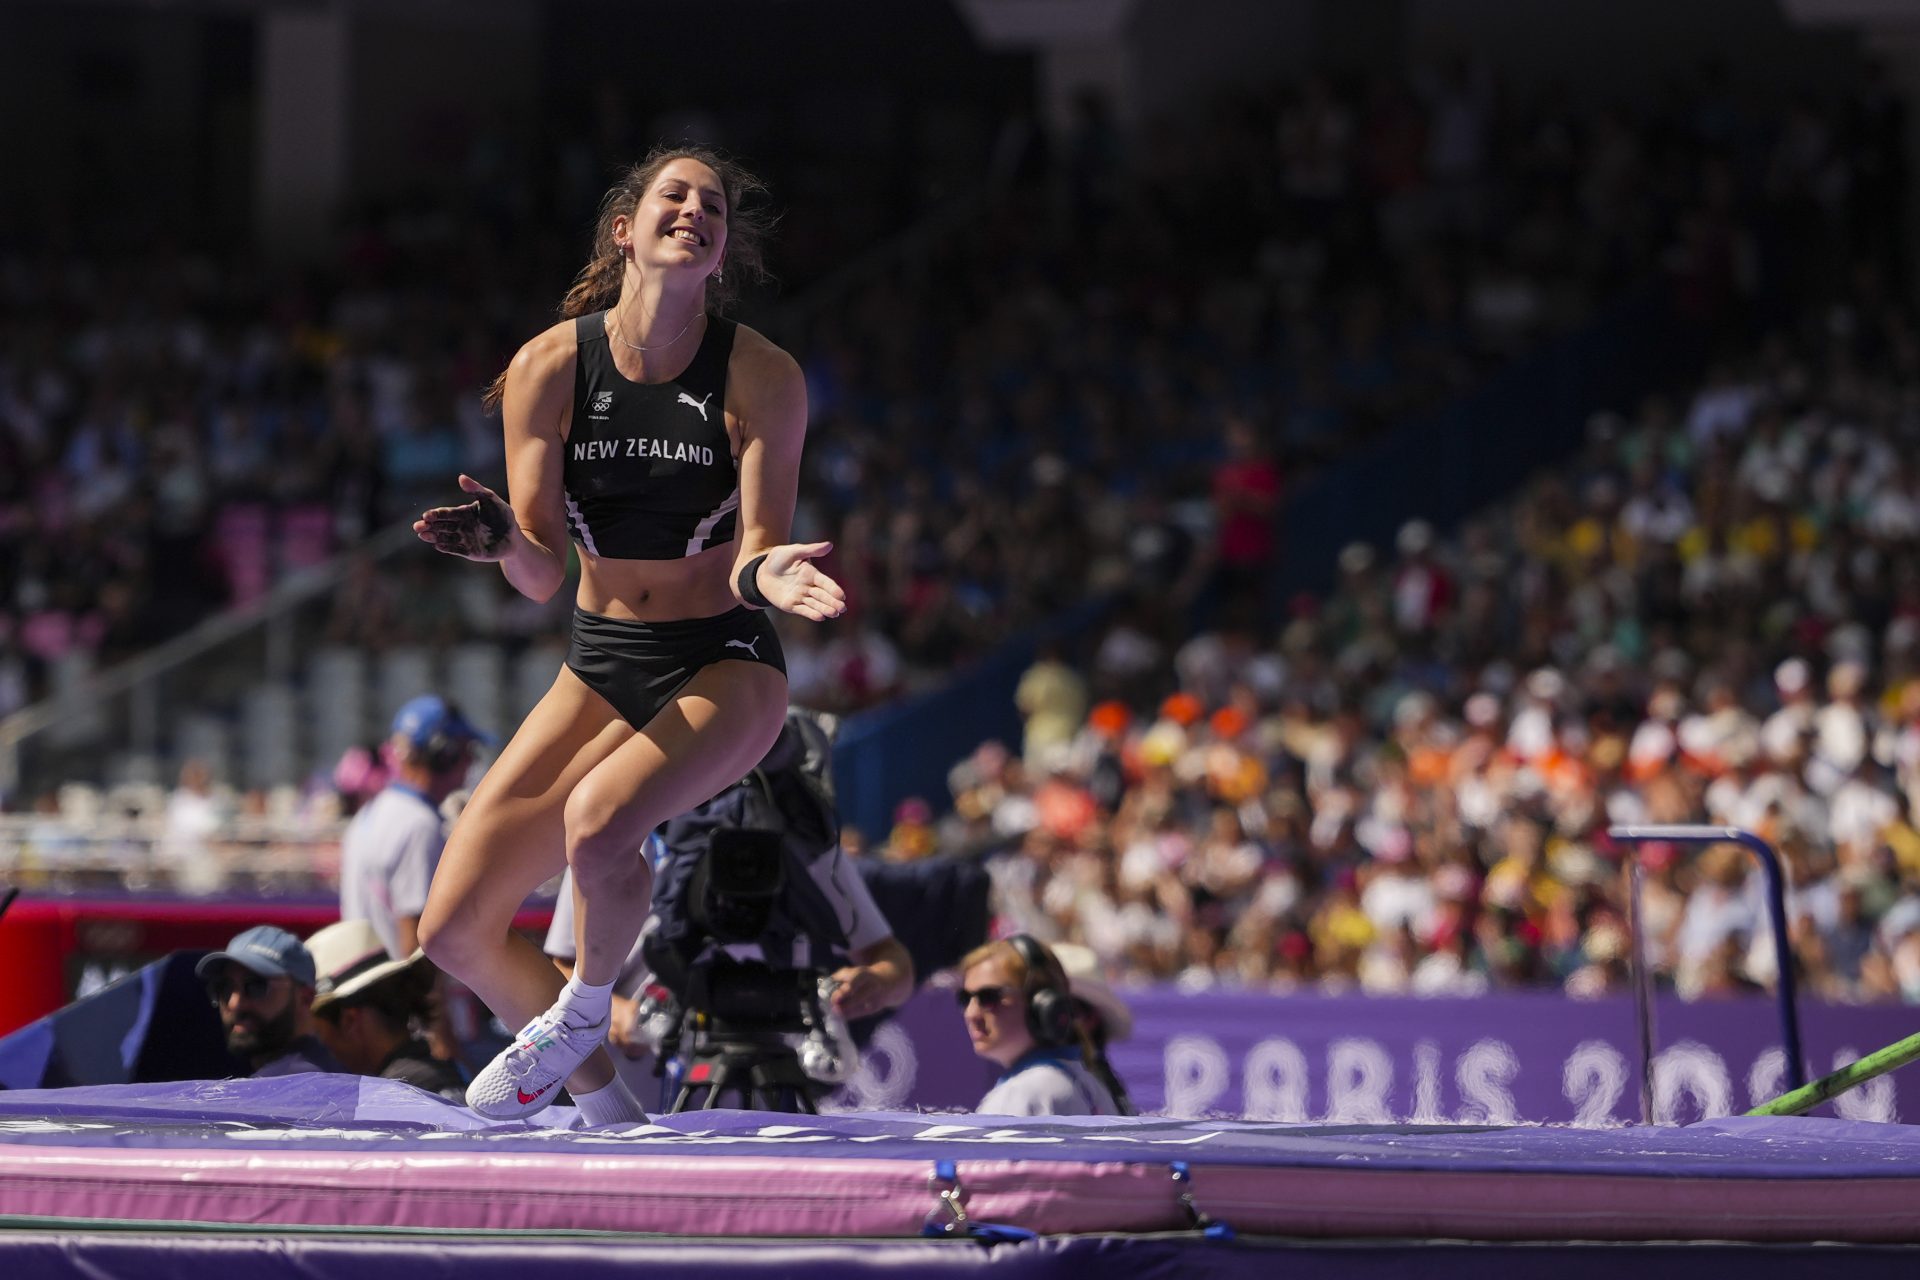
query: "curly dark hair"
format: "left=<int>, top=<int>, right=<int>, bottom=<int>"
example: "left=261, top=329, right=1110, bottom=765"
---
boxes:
left=483, top=145, right=774, bottom=411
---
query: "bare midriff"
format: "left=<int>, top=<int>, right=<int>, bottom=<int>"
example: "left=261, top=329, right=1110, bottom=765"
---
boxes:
left=573, top=539, right=741, bottom=621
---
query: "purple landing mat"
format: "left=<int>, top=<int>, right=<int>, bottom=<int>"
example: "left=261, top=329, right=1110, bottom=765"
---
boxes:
left=1, top=1076, right=1919, bottom=1241
left=1, top=1236, right=1918, bottom=1280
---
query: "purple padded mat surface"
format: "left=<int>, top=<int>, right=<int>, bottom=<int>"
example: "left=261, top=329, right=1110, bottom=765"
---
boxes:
left=0, top=1075, right=1916, bottom=1177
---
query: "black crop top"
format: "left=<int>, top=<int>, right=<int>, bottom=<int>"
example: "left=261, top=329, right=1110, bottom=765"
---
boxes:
left=562, top=311, right=739, bottom=560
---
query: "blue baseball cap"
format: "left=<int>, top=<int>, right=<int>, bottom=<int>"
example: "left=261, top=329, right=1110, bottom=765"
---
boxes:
left=390, top=694, right=497, bottom=751
left=195, top=925, right=318, bottom=988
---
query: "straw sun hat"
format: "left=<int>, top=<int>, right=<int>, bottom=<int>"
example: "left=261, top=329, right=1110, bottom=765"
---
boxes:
left=307, top=920, right=428, bottom=1011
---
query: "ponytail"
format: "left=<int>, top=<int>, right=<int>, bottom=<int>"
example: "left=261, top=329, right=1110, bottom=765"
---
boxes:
left=480, top=246, right=624, bottom=413
left=559, top=247, right=628, bottom=320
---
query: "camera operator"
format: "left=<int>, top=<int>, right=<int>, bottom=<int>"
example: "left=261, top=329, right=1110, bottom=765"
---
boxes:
left=544, top=854, right=913, bottom=1058
left=810, top=853, right=916, bottom=1023
left=545, top=708, right=912, bottom=1109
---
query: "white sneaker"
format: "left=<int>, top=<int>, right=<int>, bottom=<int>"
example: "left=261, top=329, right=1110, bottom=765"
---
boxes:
left=466, top=1004, right=608, bottom=1120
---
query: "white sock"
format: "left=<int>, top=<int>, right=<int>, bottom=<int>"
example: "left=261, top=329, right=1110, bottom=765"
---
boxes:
left=572, top=1077, right=650, bottom=1126
left=559, top=974, right=616, bottom=1027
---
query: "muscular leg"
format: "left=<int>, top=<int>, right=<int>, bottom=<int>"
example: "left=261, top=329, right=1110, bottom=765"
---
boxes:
left=419, top=666, right=633, bottom=1093
left=566, top=660, right=789, bottom=987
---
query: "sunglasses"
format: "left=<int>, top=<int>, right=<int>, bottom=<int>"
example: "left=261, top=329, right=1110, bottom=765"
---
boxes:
left=955, top=985, right=1012, bottom=1010
left=205, top=973, right=279, bottom=1004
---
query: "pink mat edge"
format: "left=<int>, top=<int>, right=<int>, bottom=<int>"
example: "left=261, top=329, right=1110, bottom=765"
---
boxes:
left=2, top=1147, right=1918, bottom=1242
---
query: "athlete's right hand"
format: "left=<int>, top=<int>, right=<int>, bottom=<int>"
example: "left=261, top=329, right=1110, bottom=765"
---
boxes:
left=415, top=474, right=517, bottom=562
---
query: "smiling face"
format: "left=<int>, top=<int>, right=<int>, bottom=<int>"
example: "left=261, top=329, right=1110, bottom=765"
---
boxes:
left=961, top=955, right=1035, bottom=1069
left=616, top=157, right=727, bottom=281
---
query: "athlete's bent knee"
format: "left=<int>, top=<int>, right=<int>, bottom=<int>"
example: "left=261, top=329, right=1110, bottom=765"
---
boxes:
left=563, top=784, right=648, bottom=887
left=417, top=899, right=504, bottom=976
left=416, top=911, right=457, bottom=970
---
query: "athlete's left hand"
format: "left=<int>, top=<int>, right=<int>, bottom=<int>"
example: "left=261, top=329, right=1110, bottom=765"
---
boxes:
left=757, top=542, right=847, bottom=621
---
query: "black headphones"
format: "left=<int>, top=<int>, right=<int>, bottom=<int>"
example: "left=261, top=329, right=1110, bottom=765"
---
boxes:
left=416, top=711, right=473, bottom=774
left=1007, top=934, right=1076, bottom=1048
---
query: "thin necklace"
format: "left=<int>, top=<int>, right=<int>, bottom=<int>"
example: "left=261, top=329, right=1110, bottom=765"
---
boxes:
left=608, top=306, right=698, bottom=353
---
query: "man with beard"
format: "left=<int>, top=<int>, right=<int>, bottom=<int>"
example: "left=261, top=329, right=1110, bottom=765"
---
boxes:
left=196, top=926, right=342, bottom=1077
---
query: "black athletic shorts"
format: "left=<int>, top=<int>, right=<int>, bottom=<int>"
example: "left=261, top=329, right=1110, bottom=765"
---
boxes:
left=565, top=606, right=787, bottom=729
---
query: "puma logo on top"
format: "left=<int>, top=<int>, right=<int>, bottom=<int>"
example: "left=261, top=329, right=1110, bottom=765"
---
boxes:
left=724, top=637, right=761, bottom=660
left=678, top=390, right=714, bottom=421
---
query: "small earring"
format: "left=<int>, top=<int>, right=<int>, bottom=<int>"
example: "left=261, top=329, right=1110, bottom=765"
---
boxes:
left=715, top=267, right=724, bottom=283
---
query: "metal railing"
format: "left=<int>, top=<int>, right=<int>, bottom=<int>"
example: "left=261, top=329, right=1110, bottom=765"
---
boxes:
left=1607, top=825, right=1808, bottom=1123
left=0, top=813, right=346, bottom=898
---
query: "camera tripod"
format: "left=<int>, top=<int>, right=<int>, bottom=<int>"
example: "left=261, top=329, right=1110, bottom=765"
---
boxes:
left=664, top=1022, right=822, bottom=1114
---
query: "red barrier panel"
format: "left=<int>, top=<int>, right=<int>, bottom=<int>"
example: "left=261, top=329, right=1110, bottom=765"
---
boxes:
left=0, top=896, right=553, bottom=1036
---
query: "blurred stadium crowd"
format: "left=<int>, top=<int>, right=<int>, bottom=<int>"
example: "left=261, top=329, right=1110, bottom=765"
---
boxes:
left=5, top=61, right=1896, bottom=723
left=899, top=283, right=1920, bottom=1005
left=3, top=56, right=1916, bottom=1006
